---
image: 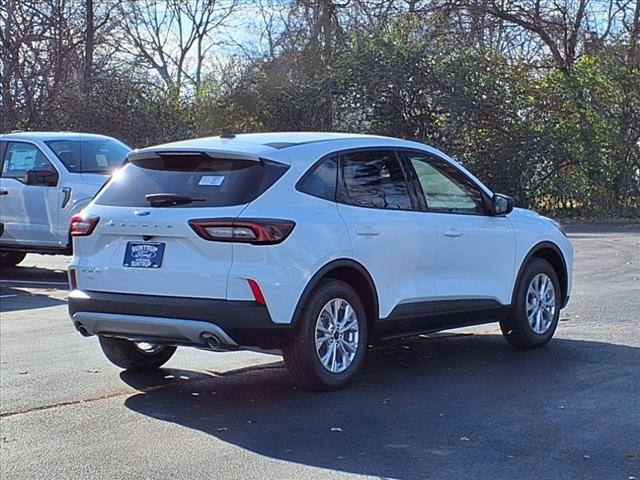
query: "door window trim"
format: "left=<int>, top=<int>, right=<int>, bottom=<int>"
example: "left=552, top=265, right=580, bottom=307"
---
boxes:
left=334, top=147, right=419, bottom=212
left=397, top=148, right=492, bottom=216
left=1, top=140, right=60, bottom=186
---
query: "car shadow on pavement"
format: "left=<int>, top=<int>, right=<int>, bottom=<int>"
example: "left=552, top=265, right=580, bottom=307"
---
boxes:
left=0, top=286, right=67, bottom=312
left=121, top=334, right=640, bottom=480
left=0, top=265, right=68, bottom=283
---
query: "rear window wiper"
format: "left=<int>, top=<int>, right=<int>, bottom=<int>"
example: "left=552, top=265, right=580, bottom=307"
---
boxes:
left=145, top=193, right=205, bottom=207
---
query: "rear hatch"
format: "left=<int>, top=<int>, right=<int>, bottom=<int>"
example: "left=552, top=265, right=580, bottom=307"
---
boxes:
left=74, top=150, right=288, bottom=299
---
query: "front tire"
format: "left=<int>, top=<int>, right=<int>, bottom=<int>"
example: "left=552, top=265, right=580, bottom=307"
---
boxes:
left=0, top=251, right=26, bottom=269
left=98, top=337, right=176, bottom=371
left=500, top=258, right=561, bottom=349
left=283, top=279, right=368, bottom=391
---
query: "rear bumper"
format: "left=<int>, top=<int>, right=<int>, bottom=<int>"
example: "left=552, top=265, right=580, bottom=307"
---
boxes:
left=68, top=290, right=293, bottom=349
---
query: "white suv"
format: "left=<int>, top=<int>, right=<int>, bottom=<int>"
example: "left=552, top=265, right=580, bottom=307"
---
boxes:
left=68, top=133, right=573, bottom=391
left=0, top=132, right=130, bottom=267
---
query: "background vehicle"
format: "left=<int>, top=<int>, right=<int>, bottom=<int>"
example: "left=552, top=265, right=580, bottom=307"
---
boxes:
left=67, top=132, right=573, bottom=391
left=0, top=132, right=131, bottom=268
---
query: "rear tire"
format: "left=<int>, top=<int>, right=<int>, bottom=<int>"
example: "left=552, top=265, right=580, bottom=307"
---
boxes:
left=283, top=279, right=368, bottom=391
left=0, top=251, right=26, bottom=269
left=500, top=258, right=561, bottom=349
left=98, top=336, right=176, bottom=371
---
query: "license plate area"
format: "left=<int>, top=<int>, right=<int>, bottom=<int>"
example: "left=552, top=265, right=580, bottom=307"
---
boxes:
left=123, top=242, right=165, bottom=268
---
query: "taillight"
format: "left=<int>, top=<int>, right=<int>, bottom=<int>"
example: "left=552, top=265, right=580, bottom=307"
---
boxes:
left=189, top=219, right=295, bottom=245
left=70, top=214, right=100, bottom=236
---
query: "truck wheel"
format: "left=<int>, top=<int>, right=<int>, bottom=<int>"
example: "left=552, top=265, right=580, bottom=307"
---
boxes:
left=98, top=336, right=176, bottom=371
left=0, top=251, right=26, bottom=269
left=500, top=258, right=561, bottom=349
left=283, top=279, right=368, bottom=391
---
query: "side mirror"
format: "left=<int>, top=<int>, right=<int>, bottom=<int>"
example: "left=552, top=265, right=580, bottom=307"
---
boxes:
left=26, top=169, right=58, bottom=187
left=492, top=193, right=514, bottom=216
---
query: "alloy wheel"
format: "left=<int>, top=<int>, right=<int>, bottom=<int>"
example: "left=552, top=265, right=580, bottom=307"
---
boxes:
left=314, top=298, right=360, bottom=373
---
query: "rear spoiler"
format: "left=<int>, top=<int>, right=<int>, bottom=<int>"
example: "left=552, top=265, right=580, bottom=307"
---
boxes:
left=127, top=148, right=263, bottom=163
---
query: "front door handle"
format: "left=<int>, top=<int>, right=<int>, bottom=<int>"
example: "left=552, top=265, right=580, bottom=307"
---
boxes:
left=443, top=229, right=463, bottom=238
left=356, top=227, right=380, bottom=237
left=0, top=190, right=8, bottom=196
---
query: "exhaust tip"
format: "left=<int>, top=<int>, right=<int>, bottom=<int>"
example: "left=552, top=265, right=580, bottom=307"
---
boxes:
left=202, top=333, right=221, bottom=350
left=74, top=322, right=90, bottom=337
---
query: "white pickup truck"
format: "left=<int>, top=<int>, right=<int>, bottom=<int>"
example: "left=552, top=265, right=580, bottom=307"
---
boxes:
left=0, top=132, right=131, bottom=267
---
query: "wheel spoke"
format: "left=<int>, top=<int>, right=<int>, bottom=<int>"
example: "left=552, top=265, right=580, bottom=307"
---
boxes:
left=339, top=305, right=352, bottom=328
left=320, top=342, right=333, bottom=366
left=342, top=338, right=357, bottom=353
left=316, top=322, right=332, bottom=335
left=337, top=341, right=350, bottom=368
left=316, top=335, right=330, bottom=349
left=331, top=300, right=341, bottom=326
left=342, top=319, right=358, bottom=333
left=330, top=341, right=338, bottom=372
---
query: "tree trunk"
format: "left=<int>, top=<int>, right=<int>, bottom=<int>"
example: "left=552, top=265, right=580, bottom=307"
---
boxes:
left=1, top=0, right=16, bottom=130
left=84, top=0, right=94, bottom=81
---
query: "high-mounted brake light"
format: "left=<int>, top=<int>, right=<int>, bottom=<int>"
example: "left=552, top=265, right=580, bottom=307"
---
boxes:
left=189, top=219, right=295, bottom=245
left=70, top=214, right=100, bottom=236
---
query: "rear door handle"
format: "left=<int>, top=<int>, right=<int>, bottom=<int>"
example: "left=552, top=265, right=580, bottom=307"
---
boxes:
left=0, top=190, right=8, bottom=196
left=356, top=227, right=380, bottom=237
left=443, top=229, right=463, bottom=238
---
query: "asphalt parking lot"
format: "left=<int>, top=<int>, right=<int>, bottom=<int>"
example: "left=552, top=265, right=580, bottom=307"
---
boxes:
left=1, top=224, right=639, bottom=480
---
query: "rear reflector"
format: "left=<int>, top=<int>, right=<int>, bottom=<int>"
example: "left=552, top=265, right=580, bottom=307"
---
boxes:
left=68, top=268, right=77, bottom=290
left=189, top=218, right=295, bottom=245
left=247, top=279, right=266, bottom=305
left=70, top=214, right=100, bottom=236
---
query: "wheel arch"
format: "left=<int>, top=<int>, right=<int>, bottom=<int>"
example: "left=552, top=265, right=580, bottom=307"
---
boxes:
left=513, top=241, right=569, bottom=308
left=291, top=259, right=379, bottom=330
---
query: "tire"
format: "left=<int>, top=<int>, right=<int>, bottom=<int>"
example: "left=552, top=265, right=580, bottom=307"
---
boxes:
left=98, top=336, right=176, bottom=371
left=283, top=279, right=368, bottom=391
left=500, top=258, right=561, bottom=349
left=0, top=251, right=26, bottom=269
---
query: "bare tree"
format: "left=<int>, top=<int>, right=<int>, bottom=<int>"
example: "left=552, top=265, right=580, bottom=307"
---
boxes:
left=117, top=0, right=237, bottom=94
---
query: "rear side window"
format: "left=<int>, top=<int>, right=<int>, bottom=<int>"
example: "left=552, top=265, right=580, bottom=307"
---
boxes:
left=46, top=138, right=130, bottom=173
left=297, top=155, right=337, bottom=200
left=94, top=154, right=288, bottom=208
left=338, top=150, right=413, bottom=210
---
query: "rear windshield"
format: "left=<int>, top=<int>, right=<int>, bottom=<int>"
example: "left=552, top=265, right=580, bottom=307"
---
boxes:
left=46, top=138, right=130, bottom=173
left=94, top=154, right=288, bottom=208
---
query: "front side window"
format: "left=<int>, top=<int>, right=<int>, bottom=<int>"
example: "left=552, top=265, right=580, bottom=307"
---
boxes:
left=46, top=138, right=130, bottom=173
left=338, top=150, right=413, bottom=210
left=2, top=142, right=56, bottom=183
left=405, top=153, right=485, bottom=214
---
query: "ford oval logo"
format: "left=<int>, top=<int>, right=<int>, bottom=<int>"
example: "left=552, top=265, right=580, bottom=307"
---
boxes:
left=134, top=210, right=151, bottom=216
left=130, top=244, right=159, bottom=259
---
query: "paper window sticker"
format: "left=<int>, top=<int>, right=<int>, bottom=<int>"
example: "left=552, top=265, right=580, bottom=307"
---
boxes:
left=198, top=175, right=225, bottom=186
left=95, top=154, right=109, bottom=167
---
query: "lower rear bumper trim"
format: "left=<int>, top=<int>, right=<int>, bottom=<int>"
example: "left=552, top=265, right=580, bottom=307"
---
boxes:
left=68, top=290, right=294, bottom=348
left=72, top=312, right=238, bottom=347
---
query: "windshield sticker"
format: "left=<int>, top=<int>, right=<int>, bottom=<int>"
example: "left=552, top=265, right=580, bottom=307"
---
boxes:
left=198, top=175, right=224, bottom=186
left=95, top=154, right=109, bottom=167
